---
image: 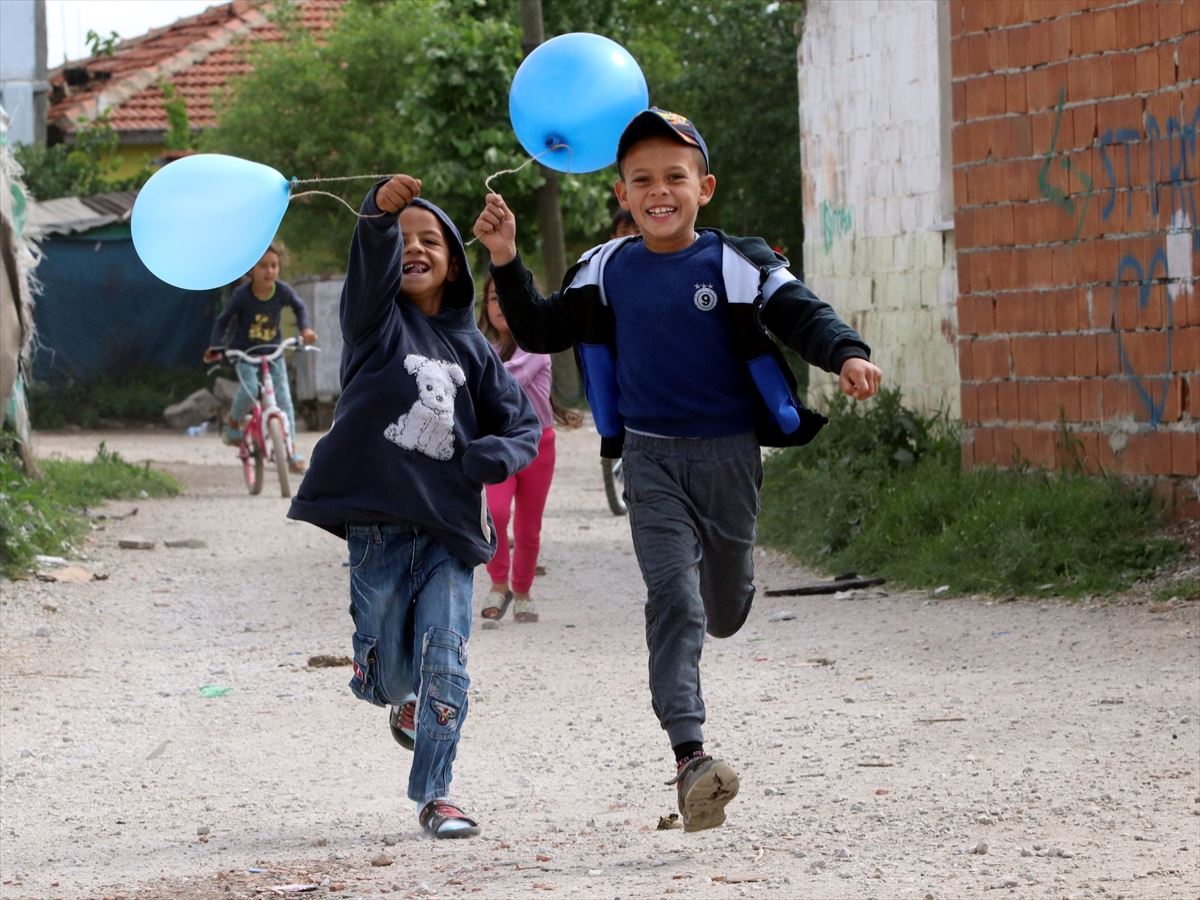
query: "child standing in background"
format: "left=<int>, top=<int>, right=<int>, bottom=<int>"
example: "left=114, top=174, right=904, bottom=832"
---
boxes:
left=477, top=275, right=579, bottom=624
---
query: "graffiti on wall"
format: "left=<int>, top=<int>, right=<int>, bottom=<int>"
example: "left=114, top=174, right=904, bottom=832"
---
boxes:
left=820, top=199, right=854, bottom=252
left=1039, top=86, right=1198, bottom=426
left=1038, top=88, right=1093, bottom=240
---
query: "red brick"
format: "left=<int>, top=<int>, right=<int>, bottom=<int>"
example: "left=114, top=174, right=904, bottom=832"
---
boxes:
left=1135, top=45, right=1160, bottom=92
left=1102, top=378, right=1138, bottom=418
left=961, top=383, right=981, bottom=422
left=1075, top=333, right=1099, bottom=376
left=1110, top=51, right=1138, bottom=96
left=1179, top=33, right=1200, bottom=81
left=976, top=294, right=998, bottom=335
left=995, top=380, right=1018, bottom=420
left=979, top=380, right=1000, bottom=421
left=1097, top=334, right=1122, bottom=374
left=1079, top=378, right=1105, bottom=419
left=1008, top=24, right=1032, bottom=68
left=950, top=0, right=968, bottom=38
left=1071, top=10, right=1096, bottom=56
left=1163, top=374, right=1186, bottom=423
left=1072, top=103, right=1097, bottom=149
left=1191, top=374, right=1200, bottom=417
left=991, top=425, right=1016, bottom=466
left=1029, top=18, right=1053, bottom=64
left=979, top=337, right=1015, bottom=379
left=993, top=204, right=1016, bottom=246
left=959, top=338, right=976, bottom=380
left=974, top=426, right=996, bottom=466
left=989, top=28, right=1011, bottom=70
left=1173, top=326, right=1199, bottom=372
left=1013, top=336, right=1045, bottom=376
left=1093, top=7, right=1118, bottom=51
left=1184, top=0, right=1200, bottom=31
left=1147, top=431, right=1174, bottom=476
left=953, top=81, right=968, bottom=125
left=1171, top=431, right=1199, bottom=477
left=1158, top=0, right=1183, bottom=40
left=1138, top=1, right=1161, bottom=46
left=1027, top=65, right=1062, bottom=112
left=1018, top=379, right=1040, bottom=419
left=1006, top=72, right=1029, bottom=114
left=1123, top=330, right=1170, bottom=376
left=1158, top=42, right=1178, bottom=86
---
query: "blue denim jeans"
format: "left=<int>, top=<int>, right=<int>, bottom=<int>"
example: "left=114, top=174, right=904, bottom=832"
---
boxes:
left=231, top=357, right=296, bottom=444
left=346, top=524, right=473, bottom=804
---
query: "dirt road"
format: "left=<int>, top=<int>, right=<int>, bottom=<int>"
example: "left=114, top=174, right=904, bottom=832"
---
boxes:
left=1, top=426, right=1198, bottom=899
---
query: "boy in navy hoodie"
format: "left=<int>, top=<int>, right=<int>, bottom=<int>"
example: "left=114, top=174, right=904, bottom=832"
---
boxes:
left=290, top=174, right=540, bottom=838
left=474, top=110, right=883, bottom=832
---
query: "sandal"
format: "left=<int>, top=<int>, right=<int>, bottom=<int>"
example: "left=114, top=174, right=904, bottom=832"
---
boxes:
left=513, top=597, right=539, bottom=623
left=419, top=799, right=480, bottom=839
left=481, top=590, right=512, bottom=620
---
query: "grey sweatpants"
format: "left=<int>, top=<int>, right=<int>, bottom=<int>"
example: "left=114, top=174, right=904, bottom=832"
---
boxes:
left=622, top=430, right=763, bottom=748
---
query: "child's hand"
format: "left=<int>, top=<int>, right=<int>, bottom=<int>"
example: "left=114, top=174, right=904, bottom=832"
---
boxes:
left=472, top=193, right=517, bottom=265
left=203, top=347, right=223, bottom=364
left=375, top=175, right=421, bottom=214
left=300, top=328, right=318, bottom=346
left=838, top=358, right=883, bottom=401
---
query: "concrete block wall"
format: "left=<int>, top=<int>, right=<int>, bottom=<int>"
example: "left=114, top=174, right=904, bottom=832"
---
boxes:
left=950, top=0, right=1198, bottom=513
left=798, top=0, right=960, bottom=416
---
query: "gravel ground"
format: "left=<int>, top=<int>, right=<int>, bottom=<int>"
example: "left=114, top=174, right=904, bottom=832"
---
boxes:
left=1, top=425, right=1197, bottom=900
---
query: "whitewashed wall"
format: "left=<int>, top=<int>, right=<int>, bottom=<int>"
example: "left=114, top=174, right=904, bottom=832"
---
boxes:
left=798, top=0, right=959, bottom=416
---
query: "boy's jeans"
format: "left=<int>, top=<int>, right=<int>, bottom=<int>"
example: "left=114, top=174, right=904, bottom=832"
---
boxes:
left=621, top=431, right=762, bottom=749
left=346, top=525, right=473, bottom=804
left=230, top=357, right=296, bottom=443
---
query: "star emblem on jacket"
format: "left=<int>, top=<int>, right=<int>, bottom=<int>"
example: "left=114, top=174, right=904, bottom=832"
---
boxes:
left=693, top=283, right=718, bottom=312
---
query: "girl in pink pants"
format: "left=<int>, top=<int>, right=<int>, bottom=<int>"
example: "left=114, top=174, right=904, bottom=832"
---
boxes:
left=477, top=277, right=579, bottom=623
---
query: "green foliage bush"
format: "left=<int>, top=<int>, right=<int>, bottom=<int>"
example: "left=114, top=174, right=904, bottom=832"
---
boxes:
left=759, top=390, right=1182, bottom=597
left=29, top=367, right=210, bottom=429
left=0, top=444, right=179, bottom=577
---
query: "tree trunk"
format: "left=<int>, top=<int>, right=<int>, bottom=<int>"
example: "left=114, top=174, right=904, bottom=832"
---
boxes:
left=520, top=0, right=580, bottom=404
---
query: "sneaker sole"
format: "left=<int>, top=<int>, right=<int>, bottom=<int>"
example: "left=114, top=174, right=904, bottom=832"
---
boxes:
left=681, top=760, right=739, bottom=832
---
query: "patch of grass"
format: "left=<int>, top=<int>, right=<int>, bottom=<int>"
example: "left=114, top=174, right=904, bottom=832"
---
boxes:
left=759, top=389, right=1183, bottom=597
left=0, top=443, right=179, bottom=577
left=1153, top=577, right=1200, bottom=603
left=29, top=367, right=210, bottom=429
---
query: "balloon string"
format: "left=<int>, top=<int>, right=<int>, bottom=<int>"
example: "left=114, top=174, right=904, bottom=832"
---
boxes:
left=287, top=142, right=570, bottom=226
left=466, top=143, right=570, bottom=246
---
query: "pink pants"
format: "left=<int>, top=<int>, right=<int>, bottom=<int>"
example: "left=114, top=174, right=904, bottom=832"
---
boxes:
left=486, top=427, right=556, bottom=593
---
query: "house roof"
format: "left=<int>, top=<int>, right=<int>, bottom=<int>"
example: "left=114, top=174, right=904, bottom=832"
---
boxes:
left=26, top=191, right=138, bottom=236
left=46, top=0, right=345, bottom=143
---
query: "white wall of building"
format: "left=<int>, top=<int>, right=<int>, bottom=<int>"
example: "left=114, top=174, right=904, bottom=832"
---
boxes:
left=798, top=0, right=959, bottom=416
left=0, top=0, right=48, bottom=146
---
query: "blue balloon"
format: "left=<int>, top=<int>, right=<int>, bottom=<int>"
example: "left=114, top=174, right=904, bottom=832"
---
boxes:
left=132, top=154, right=290, bottom=291
left=509, top=33, right=649, bottom=174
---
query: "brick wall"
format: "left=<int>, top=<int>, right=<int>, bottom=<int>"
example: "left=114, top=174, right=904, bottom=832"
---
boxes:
left=798, top=0, right=960, bottom=416
left=950, top=0, right=1199, bottom=514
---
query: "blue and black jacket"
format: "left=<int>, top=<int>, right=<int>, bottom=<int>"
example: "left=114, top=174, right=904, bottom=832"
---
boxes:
left=490, top=230, right=871, bottom=458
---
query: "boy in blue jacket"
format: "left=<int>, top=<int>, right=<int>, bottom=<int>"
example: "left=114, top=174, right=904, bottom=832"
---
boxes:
left=474, top=109, right=882, bottom=832
left=290, top=174, right=540, bottom=838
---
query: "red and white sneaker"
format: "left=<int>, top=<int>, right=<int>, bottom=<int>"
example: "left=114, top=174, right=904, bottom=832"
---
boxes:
left=388, top=699, right=416, bottom=750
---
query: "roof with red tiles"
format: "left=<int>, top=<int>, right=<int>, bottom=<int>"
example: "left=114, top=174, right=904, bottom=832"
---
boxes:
left=47, top=0, right=345, bottom=141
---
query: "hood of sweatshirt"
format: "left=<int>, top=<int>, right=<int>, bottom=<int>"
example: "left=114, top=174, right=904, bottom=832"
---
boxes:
left=406, top=196, right=475, bottom=317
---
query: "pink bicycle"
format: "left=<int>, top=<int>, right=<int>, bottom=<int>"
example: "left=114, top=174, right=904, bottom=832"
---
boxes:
left=209, top=337, right=318, bottom=497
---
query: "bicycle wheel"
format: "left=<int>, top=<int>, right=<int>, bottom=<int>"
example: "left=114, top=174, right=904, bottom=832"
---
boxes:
left=601, top=457, right=626, bottom=516
left=243, top=444, right=264, bottom=496
left=268, top=416, right=290, bottom=498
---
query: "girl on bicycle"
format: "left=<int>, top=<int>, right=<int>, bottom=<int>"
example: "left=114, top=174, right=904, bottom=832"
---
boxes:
left=204, top=242, right=316, bottom=473
left=477, top=275, right=580, bottom=624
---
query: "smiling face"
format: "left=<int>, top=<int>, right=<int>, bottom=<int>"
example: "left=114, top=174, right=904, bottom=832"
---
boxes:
left=614, top=136, right=716, bottom=254
left=399, top=206, right=459, bottom=315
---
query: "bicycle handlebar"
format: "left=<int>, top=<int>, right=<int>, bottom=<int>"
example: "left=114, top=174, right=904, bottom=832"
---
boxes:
left=220, top=337, right=320, bottom=365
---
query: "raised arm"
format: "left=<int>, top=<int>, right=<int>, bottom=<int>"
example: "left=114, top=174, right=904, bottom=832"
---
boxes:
left=473, top=193, right=579, bottom=354
left=340, top=175, right=421, bottom=345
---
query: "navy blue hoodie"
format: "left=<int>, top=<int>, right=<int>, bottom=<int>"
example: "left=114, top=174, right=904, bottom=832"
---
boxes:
left=288, top=188, right=540, bottom=566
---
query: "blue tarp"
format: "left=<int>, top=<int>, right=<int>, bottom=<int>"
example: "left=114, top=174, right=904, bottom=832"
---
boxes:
left=32, top=227, right=221, bottom=382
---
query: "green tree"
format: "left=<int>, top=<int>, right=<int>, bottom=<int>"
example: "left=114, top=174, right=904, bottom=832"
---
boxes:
left=13, top=113, right=150, bottom=201
left=206, top=0, right=804, bottom=274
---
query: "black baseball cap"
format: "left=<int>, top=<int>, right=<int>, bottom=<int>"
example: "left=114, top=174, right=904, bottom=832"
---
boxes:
left=616, top=108, right=710, bottom=173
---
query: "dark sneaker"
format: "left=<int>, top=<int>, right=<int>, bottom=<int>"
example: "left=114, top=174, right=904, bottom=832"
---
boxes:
left=419, top=799, right=480, bottom=839
left=668, top=755, right=740, bottom=832
left=389, top=700, right=416, bottom=750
